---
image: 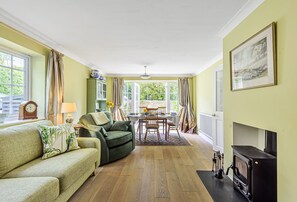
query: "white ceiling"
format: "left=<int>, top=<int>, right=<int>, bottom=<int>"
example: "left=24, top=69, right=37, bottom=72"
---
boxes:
left=0, top=0, right=262, bottom=76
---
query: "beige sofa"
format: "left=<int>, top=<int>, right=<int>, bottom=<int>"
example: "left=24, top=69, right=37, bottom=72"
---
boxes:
left=0, top=120, right=101, bottom=202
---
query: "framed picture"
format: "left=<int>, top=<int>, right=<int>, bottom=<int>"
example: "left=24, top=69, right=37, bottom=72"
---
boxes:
left=230, top=22, right=276, bottom=91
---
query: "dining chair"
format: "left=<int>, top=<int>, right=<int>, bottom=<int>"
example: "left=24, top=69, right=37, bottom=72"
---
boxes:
left=167, top=120, right=181, bottom=140
left=144, top=110, right=160, bottom=142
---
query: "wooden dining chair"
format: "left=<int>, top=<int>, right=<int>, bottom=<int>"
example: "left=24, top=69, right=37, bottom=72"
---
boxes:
left=144, top=110, right=160, bottom=142
left=167, top=120, right=181, bottom=140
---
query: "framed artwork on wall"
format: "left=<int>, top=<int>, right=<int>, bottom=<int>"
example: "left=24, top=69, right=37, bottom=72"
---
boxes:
left=230, top=22, right=276, bottom=91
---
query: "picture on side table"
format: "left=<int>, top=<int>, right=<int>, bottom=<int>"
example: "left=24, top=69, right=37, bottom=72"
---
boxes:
left=230, top=22, right=276, bottom=91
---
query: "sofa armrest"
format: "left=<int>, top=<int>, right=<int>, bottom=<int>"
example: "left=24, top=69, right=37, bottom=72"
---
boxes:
left=77, top=137, right=101, bottom=167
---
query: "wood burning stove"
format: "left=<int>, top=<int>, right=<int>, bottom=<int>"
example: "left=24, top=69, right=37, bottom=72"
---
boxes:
left=226, top=131, right=277, bottom=202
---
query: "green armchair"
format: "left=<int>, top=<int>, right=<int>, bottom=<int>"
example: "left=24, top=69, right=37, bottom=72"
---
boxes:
left=79, top=112, right=135, bottom=165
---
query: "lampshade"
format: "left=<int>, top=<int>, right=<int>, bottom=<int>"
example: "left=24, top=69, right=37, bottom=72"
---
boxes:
left=61, top=103, right=77, bottom=113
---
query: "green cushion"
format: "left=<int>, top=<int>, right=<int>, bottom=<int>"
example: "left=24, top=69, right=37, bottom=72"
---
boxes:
left=3, top=148, right=98, bottom=192
left=38, top=124, right=80, bottom=159
left=105, top=131, right=132, bottom=148
left=110, top=121, right=131, bottom=131
left=0, top=120, right=52, bottom=178
left=0, top=177, right=59, bottom=202
left=84, top=124, right=107, bottom=137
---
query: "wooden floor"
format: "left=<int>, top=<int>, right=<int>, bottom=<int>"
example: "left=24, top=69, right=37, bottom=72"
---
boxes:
left=69, top=134, right=214, bottom=202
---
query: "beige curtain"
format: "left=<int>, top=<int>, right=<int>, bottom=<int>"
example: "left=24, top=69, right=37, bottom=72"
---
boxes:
left=46, top=50, right=64, bottom=125
left=112, top=78, right=128, bottom=121
left=178, top=78, right=196, bottom=133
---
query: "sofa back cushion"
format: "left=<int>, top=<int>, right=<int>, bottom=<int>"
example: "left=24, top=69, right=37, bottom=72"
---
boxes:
left=0, top=120, right=53, bottom=177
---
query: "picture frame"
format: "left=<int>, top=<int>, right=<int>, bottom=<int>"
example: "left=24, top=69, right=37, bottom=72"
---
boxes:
left=230, top=22, right=276, bottom=91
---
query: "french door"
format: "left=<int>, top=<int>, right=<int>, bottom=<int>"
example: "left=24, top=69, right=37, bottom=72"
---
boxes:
left=132, top=83, right=140, bottom=113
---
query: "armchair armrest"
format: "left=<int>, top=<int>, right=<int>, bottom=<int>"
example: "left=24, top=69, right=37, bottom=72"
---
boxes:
left=77, top=137, right=101, bottom=167
left=128, top=122, right=136, bottom=149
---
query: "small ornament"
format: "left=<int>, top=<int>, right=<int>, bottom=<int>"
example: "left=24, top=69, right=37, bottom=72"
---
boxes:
left=90, top=69, right=99, bottom=78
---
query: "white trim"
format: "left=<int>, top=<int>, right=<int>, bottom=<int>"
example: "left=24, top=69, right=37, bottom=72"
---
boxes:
left=0, top=8, right=93, bottom=69
left=195, top=53, right=223, bottom=75
left=217, top=0, right=265, bottom=38
left=195, top=0, right=264, bottom=76
left=198, top=131, right=213, bottom=145
left=0, top=118, right=45, bottom=129
left=106, top=73, right=193, bottom=78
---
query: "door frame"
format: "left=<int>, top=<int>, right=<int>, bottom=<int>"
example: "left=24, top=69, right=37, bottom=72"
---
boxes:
left=212, top=65, right=224, bottom=152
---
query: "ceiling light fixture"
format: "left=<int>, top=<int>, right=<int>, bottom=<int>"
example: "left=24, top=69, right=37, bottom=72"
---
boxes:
left=140, top=66, right=151, bottom=79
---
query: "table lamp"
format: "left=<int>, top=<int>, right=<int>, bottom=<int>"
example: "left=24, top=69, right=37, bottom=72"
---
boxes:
left=61, top=102, right=77, bottom=123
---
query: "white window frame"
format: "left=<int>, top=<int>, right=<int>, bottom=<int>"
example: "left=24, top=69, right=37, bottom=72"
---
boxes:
left=0, top=46, right=31, bottom=120
left=124, top=80, right=179, bottom=114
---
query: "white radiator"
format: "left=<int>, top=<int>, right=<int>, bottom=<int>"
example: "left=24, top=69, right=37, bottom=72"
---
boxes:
left=199, top=113, right=213, bottom=140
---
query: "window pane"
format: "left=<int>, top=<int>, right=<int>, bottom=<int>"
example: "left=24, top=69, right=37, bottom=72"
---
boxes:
left=12, top=86, right=24, bottom=96
left=0, top=84, right=10, bottom=96
left=13, top=70, right=24, bottom=85
left=0, top=52, right=12, bottom=67
left=0, top=49, right=29, bottom=121
left=12, top=96, right=24, bottom=114
left=169, top=82, right=178, bottom=100
left=13, top=56, right=25, bottom=70
left=0, top=67, right=11, bottom=84
left=140, top=82, right=165, bottom=100
left=0, top=85, right=10, bottom=114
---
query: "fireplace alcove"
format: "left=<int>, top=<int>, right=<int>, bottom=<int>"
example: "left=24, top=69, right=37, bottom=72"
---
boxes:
left=231, top=122, right=277, bottom=202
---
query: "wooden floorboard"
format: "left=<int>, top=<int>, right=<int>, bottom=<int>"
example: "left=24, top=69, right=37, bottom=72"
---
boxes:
left=69, top=134, right=214, bottom=202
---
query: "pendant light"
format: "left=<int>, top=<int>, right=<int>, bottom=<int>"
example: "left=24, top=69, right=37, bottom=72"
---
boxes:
left=140, top=66, right=151, bottom=79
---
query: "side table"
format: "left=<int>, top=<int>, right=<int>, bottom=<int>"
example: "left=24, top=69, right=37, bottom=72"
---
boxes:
left=73, top=124, right=86, bottom=136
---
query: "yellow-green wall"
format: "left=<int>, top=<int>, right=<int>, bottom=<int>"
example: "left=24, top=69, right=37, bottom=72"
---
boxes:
left=63, top=57, right=89, bottom=122
left=223, top=0, right=297, bottom=201
left=195, top=60, right=222, bottom=132
left=0, top=23, right=90, bottom=123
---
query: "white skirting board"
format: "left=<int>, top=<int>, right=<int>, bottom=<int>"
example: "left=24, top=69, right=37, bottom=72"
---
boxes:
left=199, top=131, right=213, bottom=144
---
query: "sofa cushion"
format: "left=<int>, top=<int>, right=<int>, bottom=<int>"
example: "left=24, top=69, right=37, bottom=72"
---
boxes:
left=105, top=131, right=132, bottom=148
left=110, top=121, right=131, bottom=131
left=38, top=124, right=80, bottom=159
left=3, top=148, right=98, bottom=192
left=0, top=120, right=53, bottom=178
left=0, top=177, right=59, bottom=202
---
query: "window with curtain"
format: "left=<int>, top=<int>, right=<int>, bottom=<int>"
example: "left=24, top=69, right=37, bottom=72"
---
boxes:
left=0, top=48, right=30, bottom=121
left=123, top=80, right=179, bottom=114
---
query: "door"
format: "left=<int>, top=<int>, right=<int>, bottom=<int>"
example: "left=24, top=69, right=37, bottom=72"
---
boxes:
left=132, top=83, right=140, bottom=113
left=212, top=67, right=224, bottom=152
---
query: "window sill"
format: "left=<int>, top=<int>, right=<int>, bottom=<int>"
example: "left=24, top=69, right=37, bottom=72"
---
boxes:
left=0, top=118, right=45, bottom=129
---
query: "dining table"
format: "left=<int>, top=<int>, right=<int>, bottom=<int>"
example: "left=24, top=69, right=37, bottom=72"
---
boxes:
left=127, top=114, right=178, bottom=141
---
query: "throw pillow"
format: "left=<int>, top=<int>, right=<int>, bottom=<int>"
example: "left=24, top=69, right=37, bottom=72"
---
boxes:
left=110, top=121, right=131, bottom=131
left=38, top=124, right=80, bottom=159
left=90, top=112, right=110, bottom=125
left=88, top=125, right=108, bottom=137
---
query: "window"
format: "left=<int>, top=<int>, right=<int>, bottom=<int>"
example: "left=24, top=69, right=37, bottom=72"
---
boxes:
left=0, top=48, right=30, bottom=121
left=123, top=81, right=179, bottom=114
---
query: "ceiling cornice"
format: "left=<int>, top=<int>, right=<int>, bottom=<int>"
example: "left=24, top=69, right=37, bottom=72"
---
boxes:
left=217, top=0, right=265, bottom=38
left=0, top=8, right=93, bottom=70
left=195, top=53, right=223, bottom=75
left=106, top=73, right=194, bottom=78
